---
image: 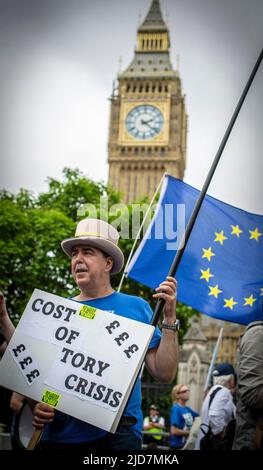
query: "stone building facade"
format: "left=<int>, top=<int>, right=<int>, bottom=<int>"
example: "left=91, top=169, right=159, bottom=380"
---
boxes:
left=108, top=0, right=187, bottom=202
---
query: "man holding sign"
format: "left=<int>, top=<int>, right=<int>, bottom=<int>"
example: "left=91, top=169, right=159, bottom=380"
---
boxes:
left=0, top=218, right=178, bottom=450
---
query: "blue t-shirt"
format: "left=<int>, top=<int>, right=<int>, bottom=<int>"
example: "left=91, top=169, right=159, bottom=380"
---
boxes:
left=170, top=403, right=199, bottom=448
left=43, top=291, right=161, bottom=443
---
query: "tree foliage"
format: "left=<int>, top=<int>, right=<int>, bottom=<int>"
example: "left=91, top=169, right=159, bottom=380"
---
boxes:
left=0, top=193, right=74, bottom=320
left=38, top=168, right=119, bottom=220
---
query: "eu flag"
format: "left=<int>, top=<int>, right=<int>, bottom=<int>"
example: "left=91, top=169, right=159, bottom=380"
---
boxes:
left=127, top=175, right=263, bottom=325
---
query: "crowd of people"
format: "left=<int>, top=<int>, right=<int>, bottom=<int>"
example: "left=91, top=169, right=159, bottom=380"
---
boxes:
left=0, top=217, right=262, bottom=451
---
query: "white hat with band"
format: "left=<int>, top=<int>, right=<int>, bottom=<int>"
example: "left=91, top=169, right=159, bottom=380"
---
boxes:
left=61, top=218, right=124, bottom=274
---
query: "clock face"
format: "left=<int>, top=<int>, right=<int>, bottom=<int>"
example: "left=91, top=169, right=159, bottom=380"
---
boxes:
left=125, top=105, right=164, bottom=140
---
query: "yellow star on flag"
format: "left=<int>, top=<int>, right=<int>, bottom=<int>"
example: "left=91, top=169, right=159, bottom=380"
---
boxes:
left=224, top=297, right=238, bottom=310
left=260, top=288, right=263, bottom=296
left=231, top=225, right=243, bottom=237
left=214, top=230, right=228, bottom=245
left=200, top=268, right=214, bottom=282
left=243, top=295, right=257, bottom=307
left=208, top=285, right=222, bottom=298
left=202, top=247, right=215, bottom=262
left=249, top=227, right=262, bottom=242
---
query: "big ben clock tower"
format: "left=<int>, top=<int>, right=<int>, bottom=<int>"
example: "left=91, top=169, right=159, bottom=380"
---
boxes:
left=108, top=0, right=187, bottom=203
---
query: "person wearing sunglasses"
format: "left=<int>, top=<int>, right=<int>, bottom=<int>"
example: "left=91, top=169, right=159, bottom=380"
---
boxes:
left=169, top=384, right=199, bottom=449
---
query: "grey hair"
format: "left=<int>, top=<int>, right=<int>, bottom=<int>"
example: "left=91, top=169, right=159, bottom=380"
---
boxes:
left=213, top=374, right=234, bottom=386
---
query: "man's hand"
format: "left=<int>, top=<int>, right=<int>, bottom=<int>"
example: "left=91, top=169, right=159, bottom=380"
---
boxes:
left=146, top=276, right=178, bottom=383
left=32, top=402, right=55, bottom=429
left=152, top=276, right=177, bottom=323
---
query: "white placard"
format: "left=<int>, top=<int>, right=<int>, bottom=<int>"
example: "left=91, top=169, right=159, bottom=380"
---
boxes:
left=0, top=289, right=154, bottom=432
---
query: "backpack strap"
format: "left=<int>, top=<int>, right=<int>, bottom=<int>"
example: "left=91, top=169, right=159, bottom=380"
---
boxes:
left=208, top=386, right=222, bottom=410
left=200, top=387, right=223, bottom=437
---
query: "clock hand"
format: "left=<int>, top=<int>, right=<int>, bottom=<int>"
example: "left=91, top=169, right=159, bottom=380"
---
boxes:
left=144, top=122, right=158, bottom=131
left=141, top=118, right=153, bottom=125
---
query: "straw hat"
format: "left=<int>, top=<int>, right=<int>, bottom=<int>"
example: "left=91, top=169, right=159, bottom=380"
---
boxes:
left=61, top=218, right=124, bottom=274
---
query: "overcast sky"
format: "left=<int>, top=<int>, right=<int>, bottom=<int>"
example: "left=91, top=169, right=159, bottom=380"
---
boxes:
left=0, top=0, right=262, bottom=214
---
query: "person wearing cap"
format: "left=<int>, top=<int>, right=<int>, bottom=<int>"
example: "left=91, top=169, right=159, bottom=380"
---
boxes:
left=143, top=404, right=165, bottom=448
left=29, top=218, right=179, bottom=450
left=195, top=362, right=236, bottom=450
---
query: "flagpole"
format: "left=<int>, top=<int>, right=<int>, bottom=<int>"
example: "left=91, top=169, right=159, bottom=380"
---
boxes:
left=204, top=327, right=224, bottom=393
left=117, top=172, right=167, bottom=293
left=151, top=48, right=263, bottom=326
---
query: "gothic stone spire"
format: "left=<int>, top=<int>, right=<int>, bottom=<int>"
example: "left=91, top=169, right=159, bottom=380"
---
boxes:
left=138, top=0, right=168, bottom=32
left=120, top=0, right=174, bottom=77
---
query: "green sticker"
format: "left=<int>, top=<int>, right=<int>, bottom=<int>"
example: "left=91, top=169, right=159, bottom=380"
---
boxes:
left=79, top=305, right=97, bottom=319
left=41, top=389, right=61, bottom=407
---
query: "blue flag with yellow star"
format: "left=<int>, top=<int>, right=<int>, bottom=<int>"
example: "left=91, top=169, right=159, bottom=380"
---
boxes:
left=127, top=175, right=263, bottom=325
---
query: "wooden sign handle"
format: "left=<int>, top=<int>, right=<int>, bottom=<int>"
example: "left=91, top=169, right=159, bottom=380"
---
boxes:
left=27, top=429, right=43, bottom=450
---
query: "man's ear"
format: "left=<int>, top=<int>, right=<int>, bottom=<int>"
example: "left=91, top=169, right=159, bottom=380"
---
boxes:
left=105, top=256, right=114, bottom=272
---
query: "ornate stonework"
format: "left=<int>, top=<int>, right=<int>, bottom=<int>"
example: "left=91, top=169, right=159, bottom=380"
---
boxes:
left=108, top=0, right=187, bottom=202
left=178, top=320, right=210, bottom=412
left=199, top=316, right=245, bottom=369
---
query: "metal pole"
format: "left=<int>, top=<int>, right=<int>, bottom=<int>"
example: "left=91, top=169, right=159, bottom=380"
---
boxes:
left=204, top=327, right=224, bottom=392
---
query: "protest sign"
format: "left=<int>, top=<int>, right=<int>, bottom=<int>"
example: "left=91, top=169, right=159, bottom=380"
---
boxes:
left=0, top=289, right=154, bottom=432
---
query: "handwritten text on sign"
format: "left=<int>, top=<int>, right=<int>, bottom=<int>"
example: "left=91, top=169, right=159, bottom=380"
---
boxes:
left=0, top=289, right=154, bottom=431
